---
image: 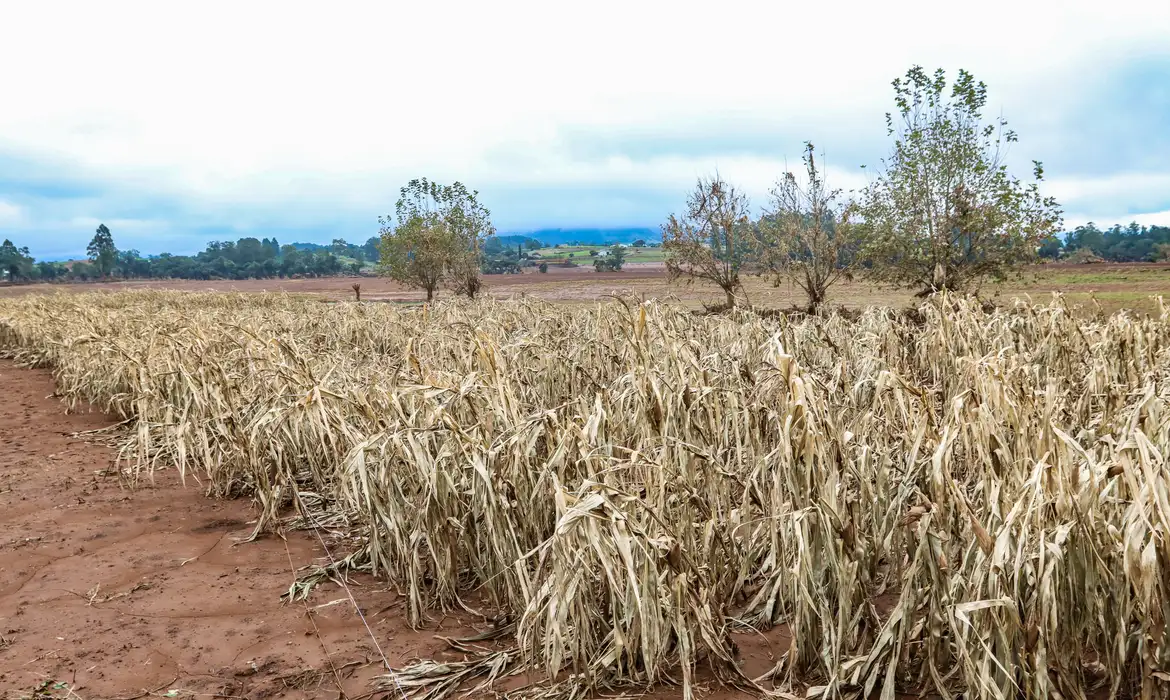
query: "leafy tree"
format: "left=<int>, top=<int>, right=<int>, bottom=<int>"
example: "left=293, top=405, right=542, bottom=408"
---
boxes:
left=1065, top=223, right=1105, bottom=257
left=116, top=249, right=155, bottom=278
left=857, top=66, right=1062, bottom=295
left=37, top=260, right=67, bottom=281
left=662, top=175, right=757, bottom=307
left=361, top=237, right=381, bottom=261
left=632, top=239, right=647, bottom=247
left=610, top=244, right=625, bottom=269
left=379, top=179, right=494, bottom=300
left=378, top=209, right=456, bottom=302
left=1037, top=235, right=1062, bottom=260
left=760, top=142, right=860, bottom=312
left=593, top=245, right=626, bottom=272
left=1059, top=222, right=1170, bottom=262
left=0, top=239, right=34, bottom=282
left=70, top=261, right=97, bottom=280
left=87, top=224, right=118, bottom=278
left=279, top=245, right=304, bottom=277
left=261, top=238, right=281, bottom=259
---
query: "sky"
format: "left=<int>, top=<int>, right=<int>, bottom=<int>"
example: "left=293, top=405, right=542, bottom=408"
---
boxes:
left=1, top=1, right=1169, bottom=260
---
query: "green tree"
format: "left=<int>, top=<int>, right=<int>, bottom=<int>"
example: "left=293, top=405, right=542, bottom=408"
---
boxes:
left=37, top=260, right=66, bottom=281
left=760, top=142, right=860, bottom=312
left=70, top=261, right=96, bottom=280
left=378, top=213, right=458, bottom=301
left=1037, top=234, right=1062, bottom=260
left=0, top=239, right=34, bottom=282
left=87, top=224, right=118, bottom=278
left=662, top=175, right=757, bottom=307
left=611, top=245, right=626, bottom=269
left=378, top=178, right=494, bottom=300
left=857, top=67, right=1062, bottom=295
left=593, top=245, right=626, bottom=272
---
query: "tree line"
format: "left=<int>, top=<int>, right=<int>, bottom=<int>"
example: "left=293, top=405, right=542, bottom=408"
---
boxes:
left=1043, top=222, right=1170, bottom=263
left=0, top=230, right=383, bottom=283
left=0, top=221, right=550, bottom=286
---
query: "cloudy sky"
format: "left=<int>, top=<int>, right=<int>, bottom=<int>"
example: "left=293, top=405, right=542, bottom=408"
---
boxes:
left=1, top=0, right=1168, bottom=259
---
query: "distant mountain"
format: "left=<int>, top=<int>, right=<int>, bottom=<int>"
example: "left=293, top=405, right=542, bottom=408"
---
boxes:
left=505, top=228, right=657, bottom=246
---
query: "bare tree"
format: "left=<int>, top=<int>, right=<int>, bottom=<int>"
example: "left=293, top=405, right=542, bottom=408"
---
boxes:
left=662, top=175, right=757, bottom=307
left=760, top=143, right=860, bottom=312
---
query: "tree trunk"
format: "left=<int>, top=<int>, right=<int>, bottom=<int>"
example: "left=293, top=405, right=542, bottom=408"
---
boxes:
left=806, top=287, right=825, bottom=314
left=426, top=287, right=434, bottom=302
left=725, top=288, right=736, bottom=308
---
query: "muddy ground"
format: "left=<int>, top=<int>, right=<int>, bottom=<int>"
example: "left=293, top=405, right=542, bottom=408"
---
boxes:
left=0, top=362, right=785, bottom=699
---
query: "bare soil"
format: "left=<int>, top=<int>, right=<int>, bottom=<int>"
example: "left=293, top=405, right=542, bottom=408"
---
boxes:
left=0, top=362, right=786, bottom=699
left=6, top=261, right=1170, bottom=314
left=0, top=265, right=672, bottom=304
left=0, top=361, right=470, bottom=699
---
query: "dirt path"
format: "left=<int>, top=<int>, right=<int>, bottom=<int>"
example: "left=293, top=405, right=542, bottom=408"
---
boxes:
left=0, top=361, right=461, bottom=699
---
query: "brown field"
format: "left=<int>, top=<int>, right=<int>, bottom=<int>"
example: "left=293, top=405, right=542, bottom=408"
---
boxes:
left=4, top=261, right=1170, bottom=314
left=3, top=264, right=1169, bottom=699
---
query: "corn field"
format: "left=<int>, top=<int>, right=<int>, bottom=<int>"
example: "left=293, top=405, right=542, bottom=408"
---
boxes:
left=1, top=290, right=1167, bottom=700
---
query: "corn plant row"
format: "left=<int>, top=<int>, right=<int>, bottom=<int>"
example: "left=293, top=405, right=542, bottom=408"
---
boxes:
left=1, top=290, right=1166, bottom=700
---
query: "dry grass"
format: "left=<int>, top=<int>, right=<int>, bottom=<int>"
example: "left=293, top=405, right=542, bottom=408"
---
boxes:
left=1, top=289, right=1168, bottom=700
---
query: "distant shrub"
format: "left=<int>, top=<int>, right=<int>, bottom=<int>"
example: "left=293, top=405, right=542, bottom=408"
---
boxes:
left=1067, top=248, right=1104, bottom=265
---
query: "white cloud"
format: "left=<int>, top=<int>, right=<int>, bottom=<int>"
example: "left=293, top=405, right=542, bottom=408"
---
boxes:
left=0, top=200, right=24, bottom=225
left=1050, top=173, right=1170, bottom=227
left=1131, top=211, right=1170, bottom=228
left=1047, top=173, right=1170, bottom=203
left=1064, top=210, right=1170, bottom=230
left=1, top=0, right=1169, bottom=252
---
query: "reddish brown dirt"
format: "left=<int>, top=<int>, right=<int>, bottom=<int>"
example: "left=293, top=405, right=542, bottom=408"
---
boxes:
left=0, top=265, right=671, bottom=303
left=0, top=362, right=787, bottom=699
left=0, top=361, right=472, bottom=699
left=7, top=261, right=1170, bottom=314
